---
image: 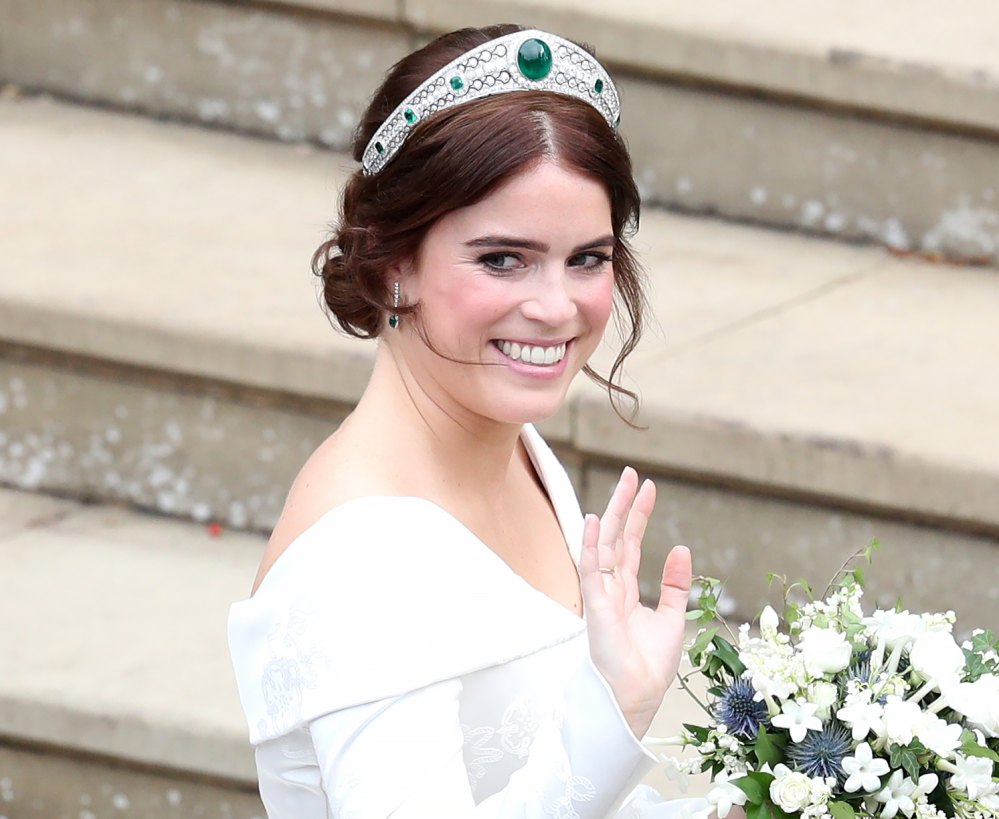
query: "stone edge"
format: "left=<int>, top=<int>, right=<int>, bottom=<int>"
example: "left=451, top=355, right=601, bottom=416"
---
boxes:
left=2, top=299, right=996, bottom=532
left=246, top=0, right=999, bottom=134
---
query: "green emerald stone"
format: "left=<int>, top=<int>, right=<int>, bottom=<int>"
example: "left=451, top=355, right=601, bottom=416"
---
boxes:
left=450, top=76, right=463, bottom=91
left=374, top=141, right=385, bottom=154
left=404, top=108, right=417, bottom=124
left=594, top=78, right=604, bottom=93
left=388, top=314, right=399, bottom=329
left=517, top=38, right=552, bottom=81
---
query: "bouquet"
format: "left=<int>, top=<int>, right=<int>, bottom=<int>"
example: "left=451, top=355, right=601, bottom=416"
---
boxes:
left=658, top=542, right=999, bottom=819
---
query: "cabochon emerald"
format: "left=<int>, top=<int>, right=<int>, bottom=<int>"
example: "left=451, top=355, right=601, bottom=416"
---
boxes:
left=594, top=78, right=604, bottom=93
left=450, top=76, right=463, bottom=90
left=517, top=38, right=552, bottom=80
left=404, top=108, right=417, bottom=124
left=374, top=141, right=385, bottom=154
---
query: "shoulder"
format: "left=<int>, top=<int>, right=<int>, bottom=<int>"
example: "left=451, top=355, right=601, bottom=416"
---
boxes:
left=252, top=431, right=401, bottom=594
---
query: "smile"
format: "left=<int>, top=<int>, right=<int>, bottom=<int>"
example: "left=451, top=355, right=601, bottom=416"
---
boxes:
left=494, top=340, right=568, bottom=366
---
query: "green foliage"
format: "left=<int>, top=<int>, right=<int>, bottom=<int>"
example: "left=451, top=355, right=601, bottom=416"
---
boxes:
left=889, top=740, right=927, bottom=782
left=732, top=772, right=774, bottom=805
left=829, top=801, right=857, bottom=819
left=753, top=727, right=785, bottom=768
left=711, top=635, right=747, bottom=678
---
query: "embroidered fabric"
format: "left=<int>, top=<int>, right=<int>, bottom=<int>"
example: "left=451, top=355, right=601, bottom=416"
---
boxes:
left=228, top=425, right=710, bottom=818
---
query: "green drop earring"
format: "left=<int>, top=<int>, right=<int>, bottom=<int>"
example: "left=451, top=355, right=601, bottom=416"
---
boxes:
left=388, top=281, right=400, bottom=329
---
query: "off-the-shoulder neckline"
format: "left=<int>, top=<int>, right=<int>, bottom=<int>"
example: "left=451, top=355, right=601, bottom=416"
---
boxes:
left=245, top=425, right=584, bottom=622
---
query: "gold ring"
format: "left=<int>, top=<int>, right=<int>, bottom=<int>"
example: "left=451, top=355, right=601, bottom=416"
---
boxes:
left=598, top=567, right=616, bottom=576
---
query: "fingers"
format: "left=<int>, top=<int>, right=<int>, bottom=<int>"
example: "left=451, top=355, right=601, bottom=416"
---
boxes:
left=657, top=544, right=692, bottom=617
left=597, top=467, right=637, bottom=569
left=618, top=478, right=655, bottom=607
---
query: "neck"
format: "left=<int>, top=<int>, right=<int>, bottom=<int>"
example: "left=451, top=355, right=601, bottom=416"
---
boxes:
left=349, top=342, right=528, bottom=492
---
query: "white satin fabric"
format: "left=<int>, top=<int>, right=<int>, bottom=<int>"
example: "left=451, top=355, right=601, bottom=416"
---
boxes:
left=228, top=425, right=707, bottom=818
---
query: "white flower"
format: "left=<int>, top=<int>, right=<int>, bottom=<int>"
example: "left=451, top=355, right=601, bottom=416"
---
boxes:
left=863, top=610, right=925, bottom=650
left=842, top=742, right=890, bottom=793
left=944, top=675, right=999, bottom=738
left=914, top=712, right=962, bottom=760
left=837, top=699, right=885, bottom=741
left=772, top=699, right=823, bottom=743
left=947, top=754, right=996, bottom=801
left=879, top=696, right=923, bottom=746
left=661, top=756, right=690, bottom=793
left=798, top=627, right=853, bottom=678
left=769, top=764, right=815, bottom=813
left=707, top=771, right=749, bottom=819
left=760, top=605, right=780, bottom=639
left=739, top=634, right=801, bottom=701
left=874, top=769, right=917, bottom=819
left=908, top=632, right=965, bottom=688
left=808, top=682, right=840, bottom=720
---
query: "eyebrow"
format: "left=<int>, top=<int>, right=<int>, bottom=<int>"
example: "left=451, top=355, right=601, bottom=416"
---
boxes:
left=464, top=234, right=616, bottom=254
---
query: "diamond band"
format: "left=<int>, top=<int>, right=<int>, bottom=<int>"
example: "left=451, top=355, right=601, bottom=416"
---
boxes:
left=361, top=29, right=621, bottom=176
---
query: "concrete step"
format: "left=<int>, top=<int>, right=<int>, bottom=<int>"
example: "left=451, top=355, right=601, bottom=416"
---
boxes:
left=1, top=0, right=998, bottom=263
left=1, top=94, right=997, bottom=628
left=0, top=486, right=708, bottom=809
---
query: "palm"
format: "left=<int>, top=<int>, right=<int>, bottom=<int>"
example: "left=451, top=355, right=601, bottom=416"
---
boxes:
left=579, top=468, right=692, bottom=734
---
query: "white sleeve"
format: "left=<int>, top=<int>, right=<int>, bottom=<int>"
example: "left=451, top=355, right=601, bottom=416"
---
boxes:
left=309, top=656, right=659, bottom=817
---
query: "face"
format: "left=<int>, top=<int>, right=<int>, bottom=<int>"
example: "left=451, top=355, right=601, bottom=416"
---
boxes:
left=391, top=159, right=616, bottom=427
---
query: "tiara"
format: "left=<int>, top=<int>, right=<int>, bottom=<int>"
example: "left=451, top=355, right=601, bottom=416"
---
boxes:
left=361, top=29, right=621, bottom=175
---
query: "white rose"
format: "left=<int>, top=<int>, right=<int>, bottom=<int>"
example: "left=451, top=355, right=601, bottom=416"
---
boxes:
left=770, top=764, right=815, bottom=813
left=808, top=682, right=840, bottom=720
left=946, top=675, right=999, bottom=738
left=908, top=632, right=965, bottom=687
left=798, top=627, right=852, bottom=678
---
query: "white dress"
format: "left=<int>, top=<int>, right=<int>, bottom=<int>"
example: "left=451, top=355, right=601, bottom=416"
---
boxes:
left=228, top=425, right=707, bottom=818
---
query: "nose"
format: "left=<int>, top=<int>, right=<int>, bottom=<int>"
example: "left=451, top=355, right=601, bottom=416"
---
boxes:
left=519, top=267, right=578, bottom=326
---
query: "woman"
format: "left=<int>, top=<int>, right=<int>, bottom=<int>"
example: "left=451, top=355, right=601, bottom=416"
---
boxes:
left=228, top=24, right=708, bottom=818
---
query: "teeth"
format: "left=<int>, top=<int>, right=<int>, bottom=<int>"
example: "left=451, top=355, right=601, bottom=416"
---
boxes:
left=497, top=341, right=567, bottom=366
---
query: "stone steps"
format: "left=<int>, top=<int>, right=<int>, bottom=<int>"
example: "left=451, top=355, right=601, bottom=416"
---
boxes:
left=1, top=93, right=996, bottom=623
left=2, top=0, right=998, bottom=262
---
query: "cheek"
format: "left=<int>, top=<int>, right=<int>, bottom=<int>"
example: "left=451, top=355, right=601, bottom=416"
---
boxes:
left=583, top=273, right=615, bottom=328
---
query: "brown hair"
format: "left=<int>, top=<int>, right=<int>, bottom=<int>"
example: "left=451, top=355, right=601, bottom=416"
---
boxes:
left=312, top=23, right=647, bottom=421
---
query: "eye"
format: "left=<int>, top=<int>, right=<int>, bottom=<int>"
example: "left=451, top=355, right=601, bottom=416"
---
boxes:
left=568, top=252, right=613, bottom=271
left=478, top=253, right=524, bottom=273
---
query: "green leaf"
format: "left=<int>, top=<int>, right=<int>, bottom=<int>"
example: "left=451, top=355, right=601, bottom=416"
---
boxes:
left=747, top=802, right=771, bottom=819
left=960, top=741, right=999, bottom=763
left=732, top=772, right=773, bottom=805
left=829, top=801, right=856, bottom=819
left=712, top=636, right=747, bottom=677
left=683, top=723, right=710, bottom=743
left=689, top=628, right=719, bottom=662
left=754, top=727, right=785, bottom=767
left=889, top=744, right=921, bottom=782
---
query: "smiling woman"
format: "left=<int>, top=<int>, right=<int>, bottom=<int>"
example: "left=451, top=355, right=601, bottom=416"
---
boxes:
left=227, top=23, right=708, bottom=819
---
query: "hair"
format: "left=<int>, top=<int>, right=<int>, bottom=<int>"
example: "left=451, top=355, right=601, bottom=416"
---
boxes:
left=312, top=23, right=647, bottom=422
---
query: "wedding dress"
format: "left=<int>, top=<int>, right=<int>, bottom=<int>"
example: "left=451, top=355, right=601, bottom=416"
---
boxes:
left=228, top=425, right=707, bottom=818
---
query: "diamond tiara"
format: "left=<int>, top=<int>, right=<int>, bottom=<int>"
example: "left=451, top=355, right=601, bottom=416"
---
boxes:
left=361, top=29, right=621, bottom=176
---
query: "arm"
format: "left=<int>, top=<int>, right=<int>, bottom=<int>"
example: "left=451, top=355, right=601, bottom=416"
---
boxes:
left=310, top=655, right=658, bottom=817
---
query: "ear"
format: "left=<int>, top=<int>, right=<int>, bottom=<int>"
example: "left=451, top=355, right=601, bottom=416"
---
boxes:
left=385, top=256, right=418, bottom=305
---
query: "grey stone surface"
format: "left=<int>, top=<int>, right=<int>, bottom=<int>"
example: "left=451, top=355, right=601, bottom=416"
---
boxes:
left=406, top=0, right=999, bottom=133
left=584, top=465, right=999, bottom=627
left=2, top=95, right=997, bottom=534
left=3, top=0, right=999, bottom=260
left=0, top=0, right=410, bottom=147
left=619, top=75, right=999, bottom=263
left=0, top=489, right=261, bottom=781
left=0, top=350, right=348, bottom=530
left=0, top=743, right=264, bottom=818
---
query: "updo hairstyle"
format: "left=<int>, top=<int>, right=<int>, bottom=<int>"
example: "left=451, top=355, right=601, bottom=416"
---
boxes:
left=312, top=23, right=647, bottom=418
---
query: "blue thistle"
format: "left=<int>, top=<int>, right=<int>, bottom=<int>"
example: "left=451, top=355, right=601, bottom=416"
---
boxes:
left=847, top=650, right=872, bottom=684
left=714, top=678, right=768, bottom=739
left=786, top=721, right=852, bottom=784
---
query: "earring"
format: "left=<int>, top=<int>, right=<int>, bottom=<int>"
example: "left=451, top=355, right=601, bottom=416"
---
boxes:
left=388, top=281, right=401, bottom=329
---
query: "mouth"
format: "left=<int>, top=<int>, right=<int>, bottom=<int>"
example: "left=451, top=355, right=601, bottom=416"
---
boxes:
left=493, top=339, right=569, bottom=367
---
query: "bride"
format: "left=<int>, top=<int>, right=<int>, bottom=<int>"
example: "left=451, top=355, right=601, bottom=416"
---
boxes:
left=228, top=23, right=709, bottom=818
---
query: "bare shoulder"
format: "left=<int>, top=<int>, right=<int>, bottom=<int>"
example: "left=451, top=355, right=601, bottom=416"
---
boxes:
left=250, top=430, right=388, bottom=595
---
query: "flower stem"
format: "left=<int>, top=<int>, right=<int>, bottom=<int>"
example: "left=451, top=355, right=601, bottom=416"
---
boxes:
left=677, top=673, right=713, bottom=717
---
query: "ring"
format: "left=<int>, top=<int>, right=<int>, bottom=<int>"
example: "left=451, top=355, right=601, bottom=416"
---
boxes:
left=598, top=567, right=616, bottom=576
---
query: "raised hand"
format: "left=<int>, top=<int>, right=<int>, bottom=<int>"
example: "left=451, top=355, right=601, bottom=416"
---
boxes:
left=579, top=467, right=692, bottom=738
